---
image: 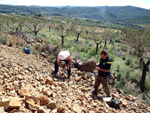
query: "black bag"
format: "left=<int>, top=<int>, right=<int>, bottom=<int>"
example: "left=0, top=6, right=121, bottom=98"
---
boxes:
left=108, top=98, right=120, bottom=109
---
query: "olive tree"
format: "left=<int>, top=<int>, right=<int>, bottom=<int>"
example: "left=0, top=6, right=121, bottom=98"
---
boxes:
left=25, top=19, right=45, bottom=36
left=55, top=23, right=72, bottom=46
left=91, top=29, right=102, bottom=54
left=123, top=29, right=150, bottom=92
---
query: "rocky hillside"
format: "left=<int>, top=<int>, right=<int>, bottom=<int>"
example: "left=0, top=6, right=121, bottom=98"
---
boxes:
left=0, top=44, right=150, bottom=113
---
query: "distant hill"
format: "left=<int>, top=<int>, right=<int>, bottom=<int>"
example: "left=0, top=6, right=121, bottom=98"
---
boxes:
left=0, top=4, right=150, bottom=23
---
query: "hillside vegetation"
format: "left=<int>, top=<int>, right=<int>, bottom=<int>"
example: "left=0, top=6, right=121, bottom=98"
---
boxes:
left=0, top=5, right=150, bottom=112
left=0, top=4, right=150, bottom=24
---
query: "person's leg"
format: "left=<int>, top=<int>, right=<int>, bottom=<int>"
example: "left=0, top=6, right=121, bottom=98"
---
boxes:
left=54, top=59, right=59, bottom=74
left=67, top=65, right=71, bottom=79
left=93, top=75, right=101, bottom=95
left=65, top=60, right=71, bottom=79
left=101, top=76, right=110, bottom=97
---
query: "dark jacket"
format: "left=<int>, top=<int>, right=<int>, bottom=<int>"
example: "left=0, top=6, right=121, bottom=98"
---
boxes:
left=98, top=56, right=112, bottom=76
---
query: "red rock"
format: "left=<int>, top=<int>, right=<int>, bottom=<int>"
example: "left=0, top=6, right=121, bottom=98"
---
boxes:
left=18, top=88, right=32, bottom=97
left=82, top=74, right=87, bottom=80
left=122, top=99, right=128, bottom=108
left=57, top=106, right=65, bottom=112
left=76, top=76, right=82, bottom=82
left=8, top=97, right=21, bottom=109
left=0, top=97, right=10, bottom=110
left=78, top=95, right=84, bottom=101
left=26, top=98, right=35, bottom=107
left=38, top=95, right=50, bottom=105
left=47, top=101, right=57, bottom=110
left=125, top=95, right=131, bottom=101
left=45, top=78, right=55, bottom=85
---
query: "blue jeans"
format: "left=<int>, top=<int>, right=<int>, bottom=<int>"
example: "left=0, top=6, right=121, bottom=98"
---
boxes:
left=54, top=59, right=71, bottom=79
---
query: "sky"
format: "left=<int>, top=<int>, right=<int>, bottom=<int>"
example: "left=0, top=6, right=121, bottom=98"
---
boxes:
left=0, top=0, right=150, bottom=9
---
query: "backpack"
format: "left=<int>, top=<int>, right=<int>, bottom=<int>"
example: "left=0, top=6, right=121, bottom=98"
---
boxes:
left=23, top=47, right=32, bottom=54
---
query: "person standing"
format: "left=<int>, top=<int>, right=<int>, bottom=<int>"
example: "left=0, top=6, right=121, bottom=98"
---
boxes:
left=52, top=50, right=71, bottom=79
left=93, top=50, right=112, bottom=97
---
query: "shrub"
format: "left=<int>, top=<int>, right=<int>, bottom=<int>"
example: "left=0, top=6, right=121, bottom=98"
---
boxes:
left=117, top=64, right=120, bottom=72
left=122, top=56, right=126, bottom=60
left=121, top=45, right=128, bottom=52
left=125, top=57, right=132, bottom=66
left=129, top=70, right=141, bottom=84
left=111, top=46, right=116, bottom=51
left=0, top=36, right=7, bottom=45
left=142, top=93, right=147, bottom=100
left=125, top=70, right=130, bottom=79
left=145, top=76, right=150, bottom=90
left=117, top=73, right=122, bottom=81
left=122, top=84, right=132, bottom=94
left=114, top=80, right=124, bottom=88
left=41, top=33, right=46, bottom=37
left=108, top=52, right=114, bottom=62
left=16, top=38, right=24, bottom=46
left=47, top=55, right=55, bottom=62
left=115, top=38, right=121, bottom=43
left=34, top=44, right=43, bottom=54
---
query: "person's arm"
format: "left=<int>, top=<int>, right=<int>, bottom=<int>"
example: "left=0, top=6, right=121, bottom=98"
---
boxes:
left=96, top=67, right=110, bottom=72
left=96, top=61, right=111, bottom=72
left=96, top=62, right=100, bottom=67
left=57, top=57, right=64, bottom=69
left=66, top=56, right=71, bottom=68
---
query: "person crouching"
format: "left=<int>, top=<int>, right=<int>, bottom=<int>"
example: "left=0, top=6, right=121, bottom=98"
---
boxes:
left=52, top=50, right=71, bottom=79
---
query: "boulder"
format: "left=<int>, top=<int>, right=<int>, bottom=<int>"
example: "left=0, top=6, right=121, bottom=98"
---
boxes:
left=78, top=60, right=96, bottom=72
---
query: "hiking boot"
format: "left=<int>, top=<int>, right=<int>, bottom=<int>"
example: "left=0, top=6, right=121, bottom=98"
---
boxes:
left=92, top=90, right=98, bottom=96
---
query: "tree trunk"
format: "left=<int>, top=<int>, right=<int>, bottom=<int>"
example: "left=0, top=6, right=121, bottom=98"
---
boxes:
left=110, top=38, right=112, bottom=44
left=96, top=43, right=99, bottom=54
left=104, top=39, right=107, bottom=48
left=76, top=33, right=80, bottom=42
left=140, top=59, right=150, bottom=92
left=35, top=31, right=38, bottom=36
left=49, top=26, right=51, bottom=32
left=61, top=36, right=65, bottom=46
left=140, top=63, right=147, bottom=92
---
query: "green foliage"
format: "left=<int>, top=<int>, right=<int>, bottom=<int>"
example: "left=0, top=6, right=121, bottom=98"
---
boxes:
left=145, top=76, right=150, bottom=90
left=117, top=73, right=122, bottom=81
left=0, top=36, right=7, bottom=45
left=121, top=45, right=128, bottom=52
left=142, top=93, right=147, bottom=100
left=117, top=64, right=120, bottom=72
left=108, top=52, right=115, bottom=62
left=125, top=57, right=133, bottom=66
left=115, top=38, right=122, bottom=43
left=122, top=84, right=133, bottom=94
left=129, top=70, right=141, bottom=84
left=125, top=70, right=130, bottom=79
left=122, top=56, right=126, bottom=60
left=114, top=80, right=124, bottom=88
